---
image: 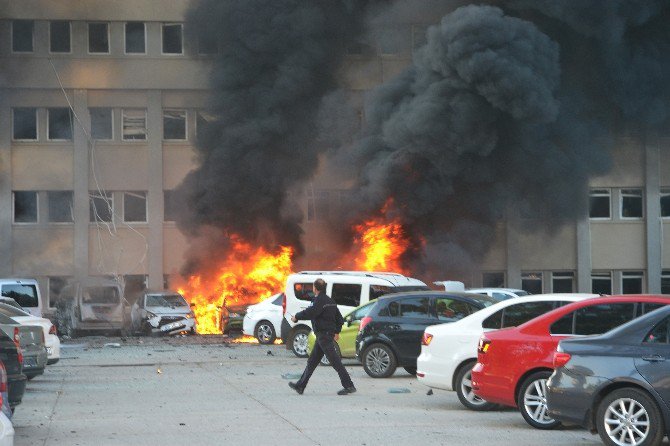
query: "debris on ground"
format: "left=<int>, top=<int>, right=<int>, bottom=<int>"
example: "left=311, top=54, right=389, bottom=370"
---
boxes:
left=281, top=373, right=302, bottom=380
left=104, top=343, right=121, bottom=348
left=266, top=350, right=274, bottom=356
left=426, top=389, right=433, bottom=396
left=387, top=387, right=411, bottom=394
left=157, top=368, right=162, bottom=374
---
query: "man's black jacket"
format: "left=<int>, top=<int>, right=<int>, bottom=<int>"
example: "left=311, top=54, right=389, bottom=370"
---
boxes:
left=294, top=291, right=344, bottom=334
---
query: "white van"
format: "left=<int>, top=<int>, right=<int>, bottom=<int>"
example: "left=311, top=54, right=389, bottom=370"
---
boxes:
left=281, top=271, right=428, bottom=357
left=0, top=278, right=43, bottom=317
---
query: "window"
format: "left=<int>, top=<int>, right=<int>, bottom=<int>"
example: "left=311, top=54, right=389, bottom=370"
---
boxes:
left=162, top=23, right=183, bottom=54
left=592, top=272, right=612, bottom=294
left=331, top=283, right=362, bottom=307
left=125, top=22, right=145, bottom=54
left=502, top=302, right=556, bottom=328
left=12, top=20, right=34, bottom=52
left=412, top=24, right=429, bottom=51
left=482, top=272, right=505, bottom=288
left=48, top=276, right=71, bottom=308
left=369, top=285, right=392, bottom=301
left=350, top=302, right=374, bottom=321
left=645, top=318, right=670, bottom=343
left=197, top=30, right=217, bottom=55
left=90, top=108, right=113, bottom=140
left=482, top=310, right=503, bottom=330
left=550, top=312, right=574, bottom=335
left=521, top=272, right=543, bottom=294
left=589, top=188, right=611, bottom=219
left=122, top=109, right=147, bottom=140
left=1, top=284, right=38, bottom=308
left=663, top=270, right=670, bottom=294
left=622, top=271, right=643, bottom=294
left=196, top=111, right=216, bottom=145
left=13, top=191, right=38, bottom=223
left=552, top=272, right=574, bottom=293
left=48, top=108, right=73, bottom=140
left=620, top=189, right=643, bottom=219
left=661, top=189, right=670, bottom=218
left=12, top=107, right=37, bottom=140
left=641, top=303, right=666, bottom=316
left=48, top=191, right=74, bottom=223
left=293, top=283, right=314, bottom=301
left=164, top=190, right=178, bottom=222
left=163, top=110, right=186, bottom=140
left=123, top=191, right=147, bottom=223
left=88, top=22, right=109, bottom=53
left=574, top=303, right=636, bottom=335
left=435, top=298, right=476, bottom=322
left=90, top=191, right=113, bottom=222
left=50, top=20, right=71, bottom=53
left=398, top=297, right=430, bottom=318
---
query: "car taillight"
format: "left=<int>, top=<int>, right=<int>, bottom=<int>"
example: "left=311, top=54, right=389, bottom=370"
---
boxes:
left=49, top=324, right=57, bottom=335
left=553, top=351, right=572, bottom=368
left=0, top=362, right=7, bottom=393
left=359, top=316, right=372, bottom=332
left=477, top=337, right=491, bottom=354
left=422, top=333, right=434, bottom=346
left=282, top=293, right=286, bottom=315
left=14, top=327, right=22, bottom=365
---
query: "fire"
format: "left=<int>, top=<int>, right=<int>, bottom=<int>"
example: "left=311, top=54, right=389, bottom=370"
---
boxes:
left=177, top=237, right=294, bottom=334
left=230, top=335, right=283, bottom=345
left=353, top=218, right=411, bottom=275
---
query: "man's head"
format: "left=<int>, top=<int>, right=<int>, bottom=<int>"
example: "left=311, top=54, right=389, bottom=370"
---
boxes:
left=314, top=278, right=326, bottom=292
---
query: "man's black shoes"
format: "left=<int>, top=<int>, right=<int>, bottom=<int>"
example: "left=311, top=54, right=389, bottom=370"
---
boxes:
left=288, top=382, right=304, bottom=395
left=337, top=386, right=357, bottom=395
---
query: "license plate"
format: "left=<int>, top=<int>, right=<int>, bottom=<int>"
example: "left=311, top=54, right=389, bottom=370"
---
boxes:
left=46, top=347, right=53, bottom=355
left=24, top=357, right=37, bottom=368
left=161, top=321, right=183, bottom=331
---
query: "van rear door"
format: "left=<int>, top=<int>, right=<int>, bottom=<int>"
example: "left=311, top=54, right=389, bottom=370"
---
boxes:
left=80, top=286, right=123, bottom=323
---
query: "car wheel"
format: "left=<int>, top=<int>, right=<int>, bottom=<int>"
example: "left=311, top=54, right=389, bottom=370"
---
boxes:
left=517, top=371, right=560, bottom=430
left=455, top=361, right=497, bottom=411
left=320, top=343, right=341, bottom=366
left=291, top=328, right=310, bottom=358
left=255, top=320, right=276, bottom=345
left=597, top=387, right=664, bottom=446
left=404, top=366, right=417, bottom=375
left=362, top=343, right=397, bottom=378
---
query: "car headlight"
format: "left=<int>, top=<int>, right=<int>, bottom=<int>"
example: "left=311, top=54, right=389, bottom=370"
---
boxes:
left=185, top=312, right=195, bottom=319
left=146, top=311, right=157, bottom=319
left=228, top=312, right=240, bottom=318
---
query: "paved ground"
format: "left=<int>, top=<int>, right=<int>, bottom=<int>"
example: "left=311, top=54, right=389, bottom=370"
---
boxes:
left=12, top=335, right=604, bottom=446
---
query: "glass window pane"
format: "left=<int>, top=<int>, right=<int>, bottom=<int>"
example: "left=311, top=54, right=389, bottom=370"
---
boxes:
left=48, top=191, right=74, bottom=223
left=552, top=272, right=574, bottom=293
left=482, top=310, right=503, bottom=329
left=502, top=302, right=555, bottom=328
left=663, top=271, right=670, bottom=294
left=1, top=284, right=38, bottom=307
left=123, top=191, right=147, bottom=222
left=436, top=298, right=475, bottom=322
left=644, top=318, right=670, bottom=344
left=88, top=22, right=109, bottom=53
left=90, top=191, right=113, bottom=222
left=550, top=313, right=574, bottom=334
left=622, top=272, right=643, bottom=294
left=125, top=22, right=145, bottom=53
left=589, top=190, right=610, bottom=218
left=293, top=283, right=314, bottom=302
left=12, top=20, right=34, bottom=52
left=162, top=24, right=183, bottom=54
left=163, top=110, right=186, bottom=140
left=521, top=272, right=542, bottom=294
left=621, top=189, right=643, bottom=218
left=574, top=303, right=636, bottom=335
left=14, top=191, right=38, bottom=223
left=50, top=20, right=70, bottom=53
left=90, top=108, right=113, bottom=140
left=661, top=192, right=670, bottom=218
left=399, top=297, right=430, bottom=318
left=643, top=303, right=666, bottom=315
left=48, top=108, right=73, bottom=140
left=122, top=109, right=146, bottom=140
left=12, top=108, right=37, bottom=140
left=592, top=273, right=612, bottom=295
left=331, top=284, right=361, bottom=307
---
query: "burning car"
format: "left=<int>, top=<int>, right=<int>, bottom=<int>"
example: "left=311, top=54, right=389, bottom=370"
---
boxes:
left=219, top=300, right=246, bottom=335
left=130, top=291, right=196, bottom=336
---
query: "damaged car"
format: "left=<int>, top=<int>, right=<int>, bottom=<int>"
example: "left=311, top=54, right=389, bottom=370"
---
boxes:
left=130, top=291, right=196, bottom=336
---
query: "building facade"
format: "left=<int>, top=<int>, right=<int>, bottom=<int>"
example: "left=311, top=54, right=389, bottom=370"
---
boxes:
left=0, top=1, right=669, bottom=315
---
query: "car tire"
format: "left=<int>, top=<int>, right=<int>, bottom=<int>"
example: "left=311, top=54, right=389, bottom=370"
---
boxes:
left=320, top=343, right=341, bottom=366
left=596, top=387, right=664, bottom=446
left=403, top=366, right=417, bottom=375
left=362, top=343, right=397, bottom=378
left=517, top=371, right=560, bottom=430
left=255, top=320, right=276, bottom=345
left=291, top=327, right=310, bottom=358
left=455, top=361, right=497, bottom=411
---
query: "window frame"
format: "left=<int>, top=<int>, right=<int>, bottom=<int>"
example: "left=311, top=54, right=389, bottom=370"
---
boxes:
left=551, top=271, right=575, bottom=293
left=162, top=109, right=188, bottom=141
left=521, top=272, right=543, bottom=294
left=161, top=23, right=184, bottom=55
left=123, top=191, right=148, bottom=223
left=11, top=107, right=38, bottom=141
left=122, top=108, right=147, bottom=141
left=89, top=191, right=114, bottom=223
left=589, top=188, right=611, bottom=220
left=47, top=107, right=73, bottom=141
left=620, top=188, right=644, bottom=220
left=47, top=190, right=74, bottom=224
left=12, top=191, right=39, bottom=224
left=621, top=271, right=644, bottom=294
left=12, top=20, right=34, bottom=53
left=49, top=20, right=72, bottom=54
left=591, top=271, right=612, bottom=295
left=124, top=21, right=147, bottom=55
left=87, top=22, right=110, bottom=54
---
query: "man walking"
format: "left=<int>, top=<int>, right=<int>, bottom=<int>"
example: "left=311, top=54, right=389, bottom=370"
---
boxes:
left=288, top=278, right=356, bottom=395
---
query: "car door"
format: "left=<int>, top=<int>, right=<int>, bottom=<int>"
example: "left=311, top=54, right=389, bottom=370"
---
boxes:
left=339, top=303, right=374, bottom=357
left=390, top=296, right=436, bottom=364
left=635, top=316, right=670, bottom=407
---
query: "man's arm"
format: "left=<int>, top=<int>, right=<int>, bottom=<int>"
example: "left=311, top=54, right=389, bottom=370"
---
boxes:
left=294, top=295, right=326, bottom=321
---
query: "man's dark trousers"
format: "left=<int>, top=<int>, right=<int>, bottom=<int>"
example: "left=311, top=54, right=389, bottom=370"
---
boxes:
left=295, top=332, right=354, bottom=390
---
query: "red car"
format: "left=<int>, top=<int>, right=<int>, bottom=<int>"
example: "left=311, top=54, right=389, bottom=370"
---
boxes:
left=471, top=295, right=669, bottom=430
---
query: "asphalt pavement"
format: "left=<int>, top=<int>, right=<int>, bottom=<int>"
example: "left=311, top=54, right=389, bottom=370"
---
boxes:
left=12, top=336, right=604, bottom=446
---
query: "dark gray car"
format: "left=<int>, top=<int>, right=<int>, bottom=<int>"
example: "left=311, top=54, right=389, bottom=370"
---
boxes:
left=547, top=305, right=670, bottom=446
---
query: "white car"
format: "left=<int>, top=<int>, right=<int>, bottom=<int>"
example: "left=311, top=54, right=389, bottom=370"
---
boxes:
left=417, top=293, right=597, bottom=410
left=0, top=302, right=60, bottom=365
left=131, top=291, right=196, bottom=335
left=242, top=293, right=283, bottom=344
left=467, top=287, right=529, bottom=301
left=0, top=413, right=12, bottom=446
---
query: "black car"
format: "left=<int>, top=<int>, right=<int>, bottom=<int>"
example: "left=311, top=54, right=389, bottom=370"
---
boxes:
left=355, top=291, right=496, bottom=378
left=0, top=329, right=26, bottom=410
left=547, top=305, right=670, bottom=446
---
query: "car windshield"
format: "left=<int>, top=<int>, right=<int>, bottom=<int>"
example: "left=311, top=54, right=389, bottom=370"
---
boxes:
left=468, top=294, right=498, bottom=308
left=146, top=294, right=188, bottom=307
left=0, top=302, right=30, bottom=317
left=83, top=286, right=120, bottom=304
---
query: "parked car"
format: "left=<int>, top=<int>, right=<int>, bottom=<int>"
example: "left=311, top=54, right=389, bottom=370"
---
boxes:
left=0, top=303, right=60, bottom=365
left=356, top=291, right=497, bottom=378
left=242, top=293, right=283, bottom=344
left=417, top=294, right=596, bottom=410
left=547, top=305, right=670, bottom=446
left=56, top=278, right=129, bottom=337
left=0, top=278, right=43, bottom=317
left=282, top=271, right=428, bottom=358
left=0, top=331, right=25, bottom=411
left=220, top=301, right=246, bottom=335
left=467, top=288, right=530, bottom=301
left=307, top=301, right=376, bottom=365
left=471, top=295, right=669, bottom=430
left=130, top=291, right=196, bottom=336
left=0, top=312, right=46, bottom=380
left=0, top=362, right=13, bottom=445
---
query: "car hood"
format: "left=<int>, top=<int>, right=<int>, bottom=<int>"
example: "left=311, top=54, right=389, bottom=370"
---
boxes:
left=145, top=306, right=191, bottom=316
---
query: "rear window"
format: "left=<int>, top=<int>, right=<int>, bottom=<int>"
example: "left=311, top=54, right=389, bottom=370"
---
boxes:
left=502, top=301, right=556, bottom=327
left=435, top=298, right=478, bottom=322
left=550, top=303, right=636, bottom=335
left=1, top=284, right=38, bottom=308
left=468, top=294, right=497, bottom=308
left=271, top=294, right=283, bottom=306
left=83, top=286, right=120, bottom=304
left=331, top=283, right=362, bottom=307
left=293, top=283, right=314, bottom=301
left=645, top=317, right=670, bottom=344
left=387, top=297, right=430, bottom=318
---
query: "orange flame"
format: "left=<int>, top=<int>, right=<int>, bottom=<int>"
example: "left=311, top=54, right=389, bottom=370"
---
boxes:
left=176, top=236, right=294, bottom=334
left=230, top=335, right=282, bottom=345
left=353, top=219, right=411, bottom=275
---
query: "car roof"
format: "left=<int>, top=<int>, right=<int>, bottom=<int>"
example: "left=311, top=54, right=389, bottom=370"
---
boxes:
left=371, top=290, right=495, bottom=307
left=468, top=288, right=526, bottom=294
left=0, top=278, right=39, bottom=285
left=144, top=290, right=184, bottom=296
left=290, top=271, right=426, bottom=287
